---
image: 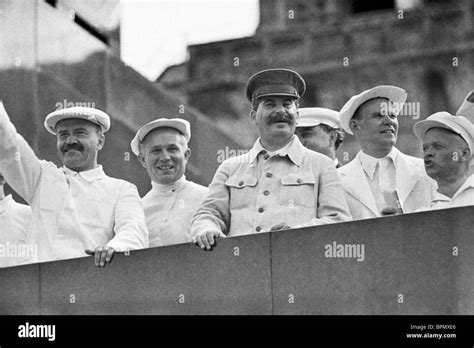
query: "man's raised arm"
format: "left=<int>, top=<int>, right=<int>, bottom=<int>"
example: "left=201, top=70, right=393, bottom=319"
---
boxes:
left=0, top=101, right=42, bottom=204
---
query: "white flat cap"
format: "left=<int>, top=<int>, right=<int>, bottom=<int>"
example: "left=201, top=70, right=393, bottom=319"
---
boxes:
left=131, top=118, right=191, bottom=156
left=296, top=107, right=340, bottom=129
left=44, top=107, right=111, bottom=135
left=456, top=90, right=474, bottom=124
left=413, top=112, right=474, bottom=155
left=339, top=85, right=407, bottom=135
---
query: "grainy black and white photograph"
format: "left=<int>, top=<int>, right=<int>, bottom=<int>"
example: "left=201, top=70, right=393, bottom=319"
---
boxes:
left=0, top=0, right=473, bottom=345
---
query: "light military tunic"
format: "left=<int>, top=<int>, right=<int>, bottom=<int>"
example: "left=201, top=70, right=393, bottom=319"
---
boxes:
left=428, top=175, right=474, bottom=210
left=0, top=195, right=31, bottom=267
left=191, top=136, right=352, bottom=238
left=142, top=176, right=207, bottom=247
left=0, top=104, right=148, bottom=263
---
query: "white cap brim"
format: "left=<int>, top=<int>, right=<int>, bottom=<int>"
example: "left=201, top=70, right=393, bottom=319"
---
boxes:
left=456, top=90, right=474, bottom=124
left=414, top=112, right=474, bottom=155
left=296, top=107, right=340, bottom=129
left=131, top=118, right=191, bottom=156
left=44, top=107, right=111, bottom=135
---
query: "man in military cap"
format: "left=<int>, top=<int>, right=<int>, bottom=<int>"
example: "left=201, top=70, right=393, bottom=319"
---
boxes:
left=131, top=118, right=207, bottom=247
left=0, top=172, right=32, bottom=267
left=337, top=85, right=436, bottom=220
left=191, top=69, right=351, bottom=250
left=414, top=112, right=474, bottom=209
left=0, top=101, right=148, bottom=266
left=295, top=107, right=344, bottom=168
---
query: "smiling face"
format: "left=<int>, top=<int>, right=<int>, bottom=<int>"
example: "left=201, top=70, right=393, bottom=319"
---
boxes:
left=56, top=119, right=104, bottom=172
left=251, top=95, right=298, bottom=147
left=350, top=97, right=398, bottom=156
left=422, top=127, right=471, bottom=181
left=138, top=127, right=190, bottom=185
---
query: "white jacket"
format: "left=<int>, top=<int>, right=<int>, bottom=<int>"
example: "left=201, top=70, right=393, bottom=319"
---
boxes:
left=338, top=148, right=437, bottom=220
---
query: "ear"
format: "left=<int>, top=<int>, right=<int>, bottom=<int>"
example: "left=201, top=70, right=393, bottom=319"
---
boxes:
left=460, top=147, right=471, bottom=162
left=329, top=130, right=337, bottom=146
left=137, top=152, right=147, bottom=169
left=96, top=134, right=105, bottom=151
left=250, top=109, right=257, bottom=125
left=350, top=119, right=359, bottom=133
left=184, top=147, right=191, bottom=162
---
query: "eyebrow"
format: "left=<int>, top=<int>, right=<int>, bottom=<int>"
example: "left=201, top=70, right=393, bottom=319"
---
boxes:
left=57, top=127, right=89, bottom=132
left=149, top=143, right=180, bottom=149
left=424, top=141, right=448, bottom=146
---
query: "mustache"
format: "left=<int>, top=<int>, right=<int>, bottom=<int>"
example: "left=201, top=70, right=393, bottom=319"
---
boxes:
left=267, top=111, right=293, bottom=124
left=61, top=143, right=84, bottom=153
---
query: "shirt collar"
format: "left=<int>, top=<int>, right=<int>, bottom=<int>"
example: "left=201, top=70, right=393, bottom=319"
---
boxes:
left=0, top=194, right=13, bottom=214
left=247, top=135, right=304, bottom=167
left=359, top=147, right=398, bottom=180
left=433, top=174, right=474, bottom=203
left=151, top=175, right=186, bottom=194
left=62, top=165, right=106, bottom=182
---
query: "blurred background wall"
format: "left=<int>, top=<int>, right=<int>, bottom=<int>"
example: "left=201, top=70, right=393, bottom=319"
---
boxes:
left=1, top=0, right=473, bottom=203
left=160, top=0, right=474, bottom=163
left=0, top=0, right=242, bottom=202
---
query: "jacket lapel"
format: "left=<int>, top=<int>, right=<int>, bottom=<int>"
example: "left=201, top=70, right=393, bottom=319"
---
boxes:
left=394, top=150, right=422, bottom=207
left=340, top=153, right=379, bottom=216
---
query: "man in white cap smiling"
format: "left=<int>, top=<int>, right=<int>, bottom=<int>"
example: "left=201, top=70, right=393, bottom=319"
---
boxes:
left=295, top=107, right=344, bottom=168
left=0, top=172, right=32, bottom=267
left=338, top=85, right=436, bottom=220
left=191, top=69, right=351, bottom=251
left=414, top=112, right=474, bottom=209
left=131, top=118, right=207, bottom=247
left=0, top=101, right=148, bottom=266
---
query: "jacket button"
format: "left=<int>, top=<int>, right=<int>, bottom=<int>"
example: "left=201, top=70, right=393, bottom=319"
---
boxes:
left=296, top=178, right=302, bottom=184
left=258, top=207, right=264, bottom=213
left=263, top=190, right=270, bottom=196
left=266, top=172, right=273, bottom=178
left=239, top=181, right=244, bottom=186
left=256, top=226, right=262, bottom=232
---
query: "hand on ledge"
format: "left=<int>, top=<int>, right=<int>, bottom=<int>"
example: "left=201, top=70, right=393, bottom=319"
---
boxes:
left=85, top=246, right=115, bottom=267
left=381, top=208, right=401, bottom=216
left=270, top=222, right=291, bottom=232
left=193, top=231, right=224, bottom=251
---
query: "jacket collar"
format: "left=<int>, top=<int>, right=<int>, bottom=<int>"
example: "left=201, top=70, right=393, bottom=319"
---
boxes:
left=247, top=135, right=304, bottom=167
left=340, top=153, right=379, bottom=216
left=392, top=148, right=427, bottom=206
left=340, top=147, right=425, bottom=215
left=63, top=165, right=106, bottom=182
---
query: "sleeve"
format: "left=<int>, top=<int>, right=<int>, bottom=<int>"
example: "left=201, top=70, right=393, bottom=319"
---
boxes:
left=190, top=162, right=231, bottom=238
left=106, top=182, right=149, bottom=251
left=0, top=101, right=42, bottom=204
left=294, top=160, right=352, bottom=228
